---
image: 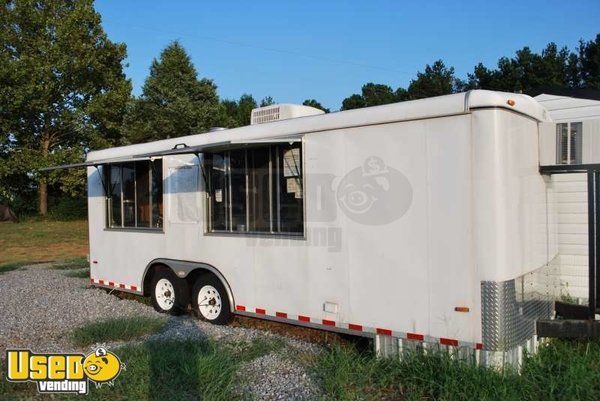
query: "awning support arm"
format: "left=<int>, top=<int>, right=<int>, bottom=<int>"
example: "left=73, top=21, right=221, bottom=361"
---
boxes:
left=195, top=152, right=209, bottom=189
left=94, top=166, right=110, bottom=198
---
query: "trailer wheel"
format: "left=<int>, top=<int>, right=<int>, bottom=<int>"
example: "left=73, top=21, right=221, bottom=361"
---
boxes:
left=150, top=268, right=189, bottom=315
left=191, top=274, right=232, bottom=325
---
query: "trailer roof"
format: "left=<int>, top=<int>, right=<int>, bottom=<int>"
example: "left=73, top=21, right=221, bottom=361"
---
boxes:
left=87, top=90, right=550, bottom=163
left=534, top=93, right=600, bottom=122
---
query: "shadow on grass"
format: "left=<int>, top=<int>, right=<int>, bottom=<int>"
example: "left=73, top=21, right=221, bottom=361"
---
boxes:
left=71, top=316, right=168, bottom=347
left=82, top=339, right=238, bottom=401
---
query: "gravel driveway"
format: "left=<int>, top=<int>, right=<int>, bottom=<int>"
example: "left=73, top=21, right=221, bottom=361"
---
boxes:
left=0, top=264, right=322, bottom=400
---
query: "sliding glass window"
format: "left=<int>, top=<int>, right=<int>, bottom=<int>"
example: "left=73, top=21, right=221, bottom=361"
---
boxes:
left=206, top=143, right=303, bottom=235
left=105, top=160, right=163, bottom=229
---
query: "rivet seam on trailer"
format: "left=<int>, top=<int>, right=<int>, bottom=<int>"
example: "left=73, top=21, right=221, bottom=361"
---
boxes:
left=90, top=278, right=139, bottom=292
left=235, top=305, right=484, bottom=350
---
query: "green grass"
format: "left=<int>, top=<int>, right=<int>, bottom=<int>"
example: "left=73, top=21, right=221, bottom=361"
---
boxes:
left=313, top=340, right=600, bottom=401
left=0, top=219, right=88, bottom=266
left=3, top=332, right=598, bottom=400
left=63, top=267, right=90, bottom=278
left=0, top=260, right=30, bottom=274
left=71, top=316, right=168, bottom=347
left=51, top=257, right=89, bottom=270
left=0, top=339, right=242, bottom=401
left=87, top=340, right=239, bottom=401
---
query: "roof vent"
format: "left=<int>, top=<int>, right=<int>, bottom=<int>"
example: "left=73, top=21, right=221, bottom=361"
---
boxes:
left=250, top=104, right=325, bottom=125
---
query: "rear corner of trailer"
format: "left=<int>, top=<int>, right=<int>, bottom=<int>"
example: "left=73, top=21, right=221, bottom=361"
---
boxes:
left=468, top=90, right=555, bottom=367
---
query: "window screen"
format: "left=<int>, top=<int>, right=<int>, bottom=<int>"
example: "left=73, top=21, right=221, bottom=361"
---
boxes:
left=105, top=160, right=163, bottom=229
left=206, top=143, right=303, bottom=235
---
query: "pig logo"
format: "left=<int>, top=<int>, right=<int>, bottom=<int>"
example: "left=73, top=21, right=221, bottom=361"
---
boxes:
left=336, top=156, right=412, bottom=225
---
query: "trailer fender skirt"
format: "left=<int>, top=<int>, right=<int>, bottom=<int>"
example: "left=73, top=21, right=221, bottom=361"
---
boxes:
left=142, top=258, right=235, bottom=312
left=235, top=304, right=484, bottom=350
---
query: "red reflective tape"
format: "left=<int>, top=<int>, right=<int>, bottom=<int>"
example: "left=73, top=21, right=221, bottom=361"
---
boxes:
left=276, top=312, right=287, bottom=318
left=406, top=332, right=424, bottom=341
left=236, top=305, right=246, bottom=311
left=130, top=286, right=138, bottom=291
left=440, top=337, right=459, bottom=347
left=348, top=323, right=363, bottom=331
left=119, top=284, right=126, bottom=289
left=298, top=315, right=310, bottom=322
left=90, top=278, right=95, bottom=284
left=256, top=308, right=266, bottom=315
left=108, top=282, right=115, bottom=287
left=476, top=343, right=484, bottom=350
left=322, top=319, right=336, bottom=327
left=376, top=328, right=392, bottom=336
left=98, top=279, right=104, bottom=285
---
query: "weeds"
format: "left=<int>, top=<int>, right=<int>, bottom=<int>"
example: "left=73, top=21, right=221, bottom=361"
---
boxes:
left=0, top=261, right=30, bottom=274
left=51, top=257, right=89, bottom=270
left=313, top=340, right=600, bottom=401
left=63, top=268, right=90, bottom=278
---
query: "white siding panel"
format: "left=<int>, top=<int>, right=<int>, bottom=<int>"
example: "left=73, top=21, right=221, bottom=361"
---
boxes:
left=552, top=173, right=588, bottom=299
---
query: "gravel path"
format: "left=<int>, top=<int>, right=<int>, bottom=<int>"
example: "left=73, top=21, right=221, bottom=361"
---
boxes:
left=0, top=264, right=323, bottom=400
left=0, top=264, right=156, bottom=353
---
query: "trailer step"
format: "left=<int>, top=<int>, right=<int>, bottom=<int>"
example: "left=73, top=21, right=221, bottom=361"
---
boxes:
left=536, top=319, right=600, bottom=339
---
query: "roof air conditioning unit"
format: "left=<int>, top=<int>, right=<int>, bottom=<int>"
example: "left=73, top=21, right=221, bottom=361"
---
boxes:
left=250, top=104, right=325, bottom=125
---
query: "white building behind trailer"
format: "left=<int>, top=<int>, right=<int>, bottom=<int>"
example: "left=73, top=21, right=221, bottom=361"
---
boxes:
left=47, top=90, right=561, bottom=367
left=536, top=93, right=600, bottom=304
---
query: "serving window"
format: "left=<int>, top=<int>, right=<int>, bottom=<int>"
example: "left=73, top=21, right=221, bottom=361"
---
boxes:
left=205, top=143, right=304, bottom=235
left=105, top=160, right=163, bottom=229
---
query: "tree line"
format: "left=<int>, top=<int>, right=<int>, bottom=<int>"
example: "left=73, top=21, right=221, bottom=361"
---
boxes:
left=1, top=0, right=599, bottom=216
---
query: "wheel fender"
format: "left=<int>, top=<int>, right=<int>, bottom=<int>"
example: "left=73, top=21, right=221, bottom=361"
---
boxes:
left=143, top=258, right=235, bottom=312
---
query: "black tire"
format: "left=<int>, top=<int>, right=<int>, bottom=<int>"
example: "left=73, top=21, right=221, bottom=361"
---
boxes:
left=150, top=267, right=189, bottom=315
left=191, top=273, right=232, bottom=325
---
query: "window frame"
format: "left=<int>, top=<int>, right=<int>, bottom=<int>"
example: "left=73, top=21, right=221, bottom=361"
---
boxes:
left=204, top=142, right=306, bottom=238
left=556, top=121, right=583, bottom=165
left=103, top=159, right=164, bottom=232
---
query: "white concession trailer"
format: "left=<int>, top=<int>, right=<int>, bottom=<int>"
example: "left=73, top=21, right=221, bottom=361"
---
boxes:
left=54, top=90, right=563, bottom=366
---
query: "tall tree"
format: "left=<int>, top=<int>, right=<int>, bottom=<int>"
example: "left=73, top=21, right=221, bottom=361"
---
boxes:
left=124, top=41, right=220, bottom=143
left=0, top=0, right=131, bottom=215
left=578, top=34, right=600, bottom=89
left=341, top=93, right=366, bottom=110
left=407, top=60, right=457, bottom=99
left=361, top=83, right=397, bottom=106
left=259, top=96, right=275, bottom=107
left=302, top=99, right=330, bottom=113
left=341, top=83, right=399, bottom=110
left=219, top=94, right=258, bottom=127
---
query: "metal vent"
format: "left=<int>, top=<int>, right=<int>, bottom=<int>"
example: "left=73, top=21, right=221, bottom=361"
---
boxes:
left=251, top=106, right=281, bottom=125
left=249, top=104, right=324, bottom=125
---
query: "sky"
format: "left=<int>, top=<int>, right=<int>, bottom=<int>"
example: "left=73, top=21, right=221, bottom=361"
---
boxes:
left=95, top=0, right=600, bottom=111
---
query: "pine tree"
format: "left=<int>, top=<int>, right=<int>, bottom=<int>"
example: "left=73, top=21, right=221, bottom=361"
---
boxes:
left=124, top=41, right=221, bottom=143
